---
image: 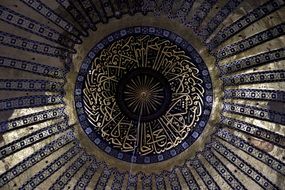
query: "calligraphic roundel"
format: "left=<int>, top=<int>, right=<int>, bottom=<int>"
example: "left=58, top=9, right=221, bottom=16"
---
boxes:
left=75, top=27, right=213, bottom=164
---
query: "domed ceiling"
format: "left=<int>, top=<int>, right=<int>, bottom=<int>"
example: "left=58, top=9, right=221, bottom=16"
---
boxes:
left=0, top=0, right=284, bottom=189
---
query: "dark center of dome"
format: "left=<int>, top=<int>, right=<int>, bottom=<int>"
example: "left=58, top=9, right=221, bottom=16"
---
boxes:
left=116, top=68, right=172, bottom=122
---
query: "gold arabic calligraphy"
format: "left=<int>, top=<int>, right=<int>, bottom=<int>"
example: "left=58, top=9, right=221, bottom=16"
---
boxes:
left=83, top=35, right=204, bottom=155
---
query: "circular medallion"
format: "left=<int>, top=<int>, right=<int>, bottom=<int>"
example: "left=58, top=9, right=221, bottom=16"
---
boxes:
left=116, top=68, right=172, bottom=122
left=75, top=26, right=213, bottom=164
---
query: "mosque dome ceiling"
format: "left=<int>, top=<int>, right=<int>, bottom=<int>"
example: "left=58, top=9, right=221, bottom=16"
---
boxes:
left=0, top=0, right=284, bottom=189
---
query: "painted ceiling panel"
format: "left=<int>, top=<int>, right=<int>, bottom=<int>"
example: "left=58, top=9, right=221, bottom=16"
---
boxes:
left=0, top=0, right=284, bottom=189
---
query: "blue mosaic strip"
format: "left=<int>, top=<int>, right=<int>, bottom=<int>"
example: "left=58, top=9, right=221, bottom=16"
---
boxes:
left=224, top=89, right=285, bottom=102
left=0, top=79, right=64, bottom=93
left=212, top=140, right=278, bottom=190
left=0, top=120, right=69, bottom=160
left=0, top=56, right=65, bottom=79
left=49, top=153, right=89, bottom=190
left=223, top=102, right=285, bottom=125
left=176, top=0, right=195, bottom=24
left=216, top=129, right=285, bottom=175
left=141, top=174, right=152, bottom=190
left=20, top=0, right=84, bottom=42
left=0, top=5, right=75, bottom=48
left=219, top=48, right=285, bottom=75
left=56, top=0, right=95, bottom=31
left=220, top=116, right=285, bottom=149
left=0, top=107, right=65, bottom=133
left=178, top=165, right=200, bottom=190
left=198, top=0, right=244, bottom=41
left=155, top=174, right=166, bottom=190
left=188, top=0, right=218, bottom=30
left=94, top=166, right=113, bottom=190
left=0, top=95, right=63, bottom=111
left=0, top=31, right=73, bottom=58
left=167, top=171, right=182, bottom=190
left=74, top=160, right=100, bottom=190
left=78, top=0, right=102, bottom=25
left=202, top=149, right=246, bottom=190
left=222, top=70, right=285, bottom=86
left=190, top=158, right=221, bottom=190
left=19, top=144, right=82, bottom=190
left=141, top=0, right=156, bottom=14
left=0, top=131, right=75, bottom=187
left=207, top=0, right=285, bottom=51
left=111, top=171, right=126, bottom=190
left=216, top=23, right=285, bottom=60
left=126, top=174, right=138, bottom=190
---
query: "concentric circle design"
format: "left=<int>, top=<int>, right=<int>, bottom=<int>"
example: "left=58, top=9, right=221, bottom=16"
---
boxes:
left=75, top=26, right=213, bottom=163
left=1, top=1, right=285, bottom=189
left=116, top=68, right=172, bottom=122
